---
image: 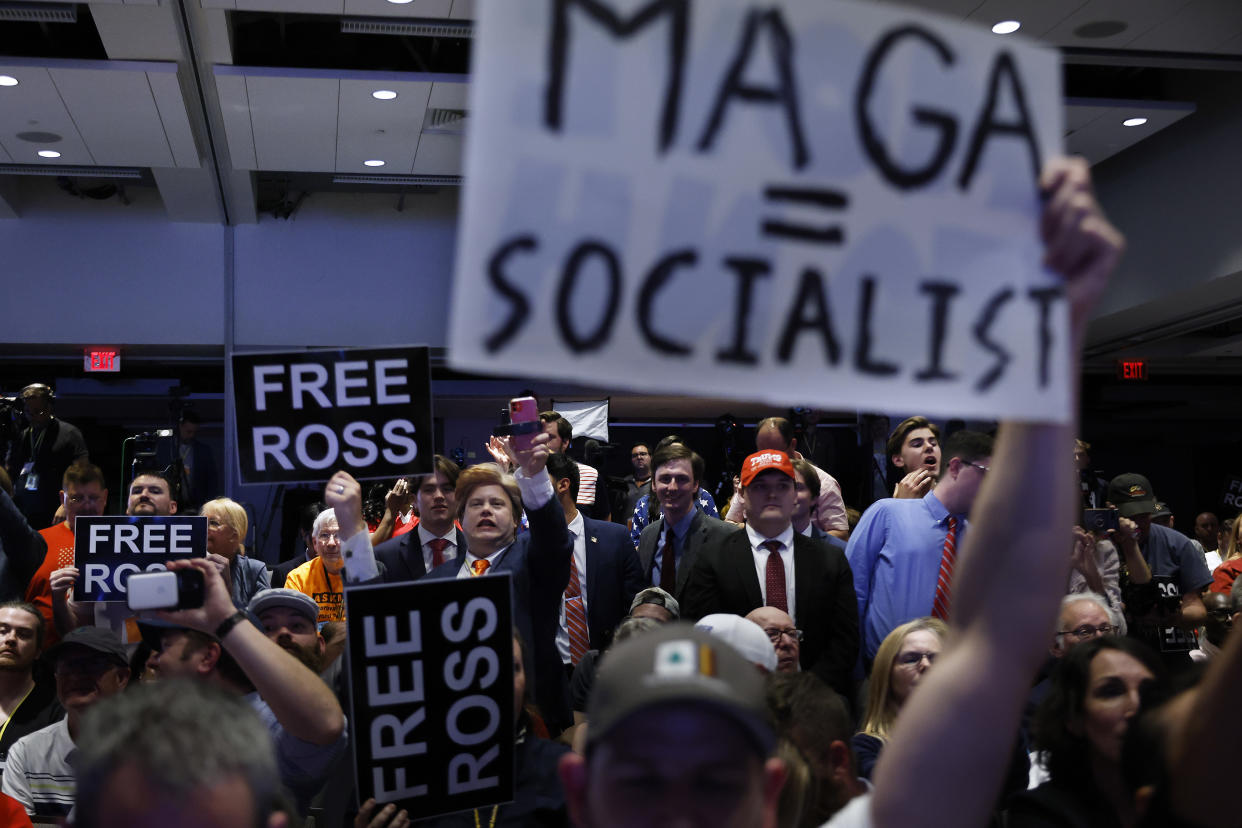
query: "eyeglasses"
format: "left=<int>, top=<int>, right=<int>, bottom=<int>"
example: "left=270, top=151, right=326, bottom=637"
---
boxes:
left=966, top=462, right=990, bottom=474
left=896, top=650, right=937, bottom=667
left=316, top=531, right=340, bottom=543
left=763, top=627, right=803, bottom=643
left=1057, top=624, right=1116, bottom=639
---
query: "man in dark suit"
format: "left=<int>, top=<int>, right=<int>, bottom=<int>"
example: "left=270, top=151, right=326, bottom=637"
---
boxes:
left=792, top=458, right=848, bottom=554
left=637, top=444, right=738, bottom=604
left=681, top=450, right=859, bottom=700
left=546, top=453, right=644, bottom=667
left=372, top=455, right=467, bottom=583
left=421, top=434, right=574, bottom=733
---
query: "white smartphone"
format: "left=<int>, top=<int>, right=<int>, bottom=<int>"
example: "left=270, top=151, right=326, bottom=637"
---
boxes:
left=126, top=569, right=205, bottom=611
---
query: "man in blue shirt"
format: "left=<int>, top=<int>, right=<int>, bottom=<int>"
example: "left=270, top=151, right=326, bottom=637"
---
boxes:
left=846, top=430, right=994, bottom=664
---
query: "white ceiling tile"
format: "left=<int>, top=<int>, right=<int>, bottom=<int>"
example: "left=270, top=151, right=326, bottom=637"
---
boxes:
left=200, top=0, right=236, bottom=11
left=1064, top=99, right=1195, bottom=165
left=966, top=0, right=1089, bottom=39
left=336, top=79, right=431, bottom=172
left=213, top=72, right=257, bottom=169
left=411, top=131, right=461, bottom=175
left=147, top=70, right=201, bottom=167
left=123, top=0, right=162, bottom=7
left=427, top=79, right=467, bottom=110
left=874, top=0, right=980, bottom=21
left=1125, top=0, right=1242, bottom=52
left=91, top=5, right=184, bottom=61
left=0, top=141, right=13, bottom=163
left=49, top=67, right=174, bottom=166
left=235, top=0, right=342, bottom=14
left=1042, top=0, right=1183, bottom=49
left=246, top=75, right=340, bottom=171
left=449, top=0, right=474, bottom=19
left=0, top=66, right=94, bottom=165
left=343, top=0, right=452, bottom=18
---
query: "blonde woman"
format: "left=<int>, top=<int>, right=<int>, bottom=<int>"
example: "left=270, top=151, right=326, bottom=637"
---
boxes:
left=201, top=497, right=269, bottom=608
left=852, top=617, right=948, bottom=780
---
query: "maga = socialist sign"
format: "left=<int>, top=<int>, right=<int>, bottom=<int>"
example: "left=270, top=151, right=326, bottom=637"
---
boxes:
left=450, top=0, right=1068, bottom=422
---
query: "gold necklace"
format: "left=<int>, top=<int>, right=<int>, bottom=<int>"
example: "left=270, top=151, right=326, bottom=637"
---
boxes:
left=472, top=805, right=498, bottom=828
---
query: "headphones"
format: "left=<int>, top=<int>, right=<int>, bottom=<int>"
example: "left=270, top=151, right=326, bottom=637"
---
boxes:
left=19, top=383, right=54, bottom=402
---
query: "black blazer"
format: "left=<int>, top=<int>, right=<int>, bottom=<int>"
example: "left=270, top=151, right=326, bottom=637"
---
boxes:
left=373, top=525, right=469, bottom=583
left=580, top=516, right=646, bottom=649
left=637, top=511, right=739, bottom=602
left=680, top=530, right=859, bottom=699
left=425, top=497, right=572, bottom=732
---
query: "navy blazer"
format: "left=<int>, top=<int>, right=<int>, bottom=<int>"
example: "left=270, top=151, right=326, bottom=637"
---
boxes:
left=811, top=524, right=849, bottom=554
left=373, top=525, right=469, bottom=583
left=680, top=530, right=859, bottom=700
left=424, top=495, right=573, bottom=732
left=579, top=516, right=646, bottom=650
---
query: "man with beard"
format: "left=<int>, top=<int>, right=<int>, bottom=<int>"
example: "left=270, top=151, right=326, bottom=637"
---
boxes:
left=0, top=603, right=62, bottom=779
left=247, top=589, right=330, bottom=679
left=2, top=626, right=129, bottom=819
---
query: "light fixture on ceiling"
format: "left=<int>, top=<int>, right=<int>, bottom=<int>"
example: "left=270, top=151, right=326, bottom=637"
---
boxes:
left=1122, top=117, right=1148, bottom=127
left=385, top=0, right=414, bottom=5
left=364, top=159, right=386, bottom=167
left=0, top=75, right=17, bottom=86
left=37, top=150, right=61, bottom=158
left=992, top=20, right=1020, bottom=34
left=372, top=90, right=397, bottom=100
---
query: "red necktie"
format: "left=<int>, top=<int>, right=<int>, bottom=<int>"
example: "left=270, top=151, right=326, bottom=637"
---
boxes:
left=932, top=517, right=958, bottom=620
left=428, top=537, right=449, bottom=568
left=763, top=540, right=788, bottom=613
left=659, top=523, right=677, bottom=593
left=564, top=552, right=589, bottom=665
left=471, top=559, right=490, bottom=577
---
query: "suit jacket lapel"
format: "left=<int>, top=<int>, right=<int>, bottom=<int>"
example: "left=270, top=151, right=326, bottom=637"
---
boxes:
left=733, top=532, right=764, bottom=608
left=584, top=519, right=601, bottom=607
left=403, top=534, right=423, bottom=579
left=639, top=518, right=661, bottom=574
left=791, top=536, right=816, bottom=625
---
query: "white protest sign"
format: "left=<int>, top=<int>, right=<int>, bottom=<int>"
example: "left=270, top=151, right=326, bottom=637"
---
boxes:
left=450, top=0, right=1066, bottom=422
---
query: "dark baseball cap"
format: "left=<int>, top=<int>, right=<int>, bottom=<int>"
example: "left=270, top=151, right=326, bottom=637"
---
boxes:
left=248, top=588, right=319, bottom=626
left=45, top=626, right=128, bottom=668
left=1107, top=473, right=1159, bottom=518
left=629, top=587, right=680, bottom=620
left=587, top=623, right=774, bottom=756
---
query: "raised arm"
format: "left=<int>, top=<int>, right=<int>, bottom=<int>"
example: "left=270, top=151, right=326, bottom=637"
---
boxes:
left=869, top=157, right=1123, bottom=828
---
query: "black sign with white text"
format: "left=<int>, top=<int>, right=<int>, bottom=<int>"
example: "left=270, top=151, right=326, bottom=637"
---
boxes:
left=231, top=346, right=433, bottom=485
left=345, top=574, right=515, bottom=820
left=73, top=515, right=207, bottom=602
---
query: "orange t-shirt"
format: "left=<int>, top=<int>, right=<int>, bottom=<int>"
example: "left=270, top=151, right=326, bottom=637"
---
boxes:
left=29, top=522, right=75, bottom=648
left=284, top=557, right=346, bottom=623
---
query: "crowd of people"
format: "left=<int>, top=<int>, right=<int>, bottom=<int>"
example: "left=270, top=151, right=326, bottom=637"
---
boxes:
left=0, top=158, right=1235, bottom=828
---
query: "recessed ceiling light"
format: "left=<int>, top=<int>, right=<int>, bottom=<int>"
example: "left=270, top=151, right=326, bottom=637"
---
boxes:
left=37, top=150, right=61, bottom=158
left=372, top=90, right=398, bottom=100
left=386, top=0, right=414, bottom=5
left=1122, top=117, right=1148, bottom=127
left=363, top=159, right=386, bottom=167
left=992, top=20, right=1021, bottom=34
left=0, top=75, right=18, bottom=87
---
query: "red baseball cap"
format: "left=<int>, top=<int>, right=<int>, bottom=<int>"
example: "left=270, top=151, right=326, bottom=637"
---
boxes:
left=740, top=450, right=795, bottom=487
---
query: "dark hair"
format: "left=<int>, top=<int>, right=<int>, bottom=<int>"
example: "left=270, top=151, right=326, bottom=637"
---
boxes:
left=886, top=416, right=941, bottom=461
left=545, top=452, right=580, bottom=501
left=424, top=454, right=461, bottom=488
left=654, top=434, right=685, bottom=452
left=650, top=443, right=704, bottom=485
left=756, top=417, right=794, bottom=447
left=791, top=459, right=820, bottom=501
left=939, top=430, right=993, bottom=480
left=0, top=601, right=44, bottom=653
left=63, top=462, right=106, bottom=491
left=538, top=411, right=572, bottom=442
left=631, top=442, right=650, bottom=455
left=179, top=630, right=256, bottom=694
left=1033, top=636, right=1169, bottom=790
left=130, top=469, right=176, bottom=494
left=179, top=410, right=201, bottom=425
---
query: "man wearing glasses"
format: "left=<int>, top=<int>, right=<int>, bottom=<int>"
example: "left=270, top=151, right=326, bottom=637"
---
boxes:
left=1051, top=593, right=1119, bottom=657
left=846, top=430, right=994, bottom=665
left=681, top=449, right=858, bottom=700
left=746, top=606, right=802, bottom=673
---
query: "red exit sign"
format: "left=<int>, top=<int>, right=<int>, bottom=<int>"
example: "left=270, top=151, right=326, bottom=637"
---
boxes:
left=1116, top=359, right=1147, bottom=381
left=83, top=349, right=121, bottom=373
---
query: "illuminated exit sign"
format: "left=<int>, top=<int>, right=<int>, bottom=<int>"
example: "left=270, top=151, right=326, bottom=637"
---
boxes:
left=84, top=348, right=121, bottom=373
left=1116, top=359, right=1147, bottom=381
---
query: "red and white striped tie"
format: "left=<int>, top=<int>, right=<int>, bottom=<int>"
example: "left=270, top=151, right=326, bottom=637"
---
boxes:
left=564, top=554, right=589, bottom=665
left=931, top=517, right=958, bottom=621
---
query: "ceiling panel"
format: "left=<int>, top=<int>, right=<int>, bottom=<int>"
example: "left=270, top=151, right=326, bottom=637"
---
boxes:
left=449, top=0, right=473, bottom=19
left=0, top=66, right=95, bottom=165
left=49, top=67, right=174, bottom=166
left=336, top=78, right=431, bottom=173
left=233, top=0, right=342, bottom=14
left=1064, top=98, right=1195, bottom=165
left=1126, top=0, right=1242, bottom=53
left=246, top=75, right=340, bottom=171
left=342, top=0, right=452, bottom=18
left=1042, top=0, right=1182, bottom=49
left=966, top=0, right=1088, bottom=38
left=147, top=70, right=201, bottom=167
left=427, top=79, right=467, bottom=110
left=214, top=72, right=257, bottom=168
left=873, top=0, right=982, bottom=20
left=411, top=131, right=460, bottom=175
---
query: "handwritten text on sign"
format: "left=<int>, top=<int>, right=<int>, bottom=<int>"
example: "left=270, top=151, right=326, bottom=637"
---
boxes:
left=450, top=0, right=1067, bottom=421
